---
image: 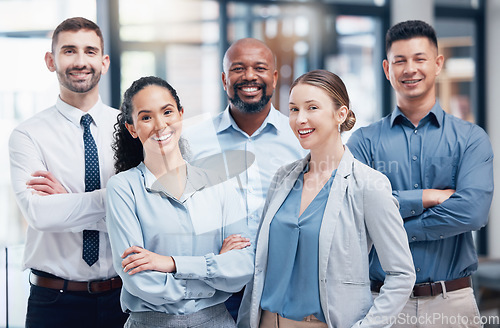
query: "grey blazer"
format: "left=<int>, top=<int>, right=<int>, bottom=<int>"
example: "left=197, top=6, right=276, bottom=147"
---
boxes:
left=238, top=147, right=415, bottom=328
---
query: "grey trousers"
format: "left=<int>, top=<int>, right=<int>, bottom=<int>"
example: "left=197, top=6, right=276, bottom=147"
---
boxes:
left=124, top=304, right=236, bottom=328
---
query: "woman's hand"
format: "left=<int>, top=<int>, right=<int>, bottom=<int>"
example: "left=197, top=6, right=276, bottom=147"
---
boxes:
left=121, top=246, right=176, bottom=275
left=219, top=234, right=251, bottom=254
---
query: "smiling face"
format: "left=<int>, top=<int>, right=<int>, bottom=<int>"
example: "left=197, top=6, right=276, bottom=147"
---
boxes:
left=289, top=83, right=346, bottom=153
left=222, top=39, right=278, bottom=114
left=45, top=29, right=109, bottom=97
left=125, top=85, right=184, bottom=159
left=383, top=37, right=443, bottom=109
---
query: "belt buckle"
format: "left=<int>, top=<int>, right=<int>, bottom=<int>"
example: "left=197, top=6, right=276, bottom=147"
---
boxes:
left=413, top=282, right=433, bottom=297
left=87, top=279, right=108, bottom=294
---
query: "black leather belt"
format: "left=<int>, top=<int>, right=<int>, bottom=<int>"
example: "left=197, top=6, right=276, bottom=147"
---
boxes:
left=30, top=270, right=122, bottom=294
left=371, top=276, right=471, bottom=297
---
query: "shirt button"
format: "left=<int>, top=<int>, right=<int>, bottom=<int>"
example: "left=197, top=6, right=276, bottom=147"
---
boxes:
left=188, top=274, right=193, bottom=278
left=208, top=292, right=214, bottom=296
left=412, top=155, right=418, bottom=161
left=411, top=210, right=416, bottom=215
left=412, top=236, right=417, bottom=241
left=198, top=292, right=203, bottom=297
left=414, top=129, right=418, bottom=134
left=440, top=235, right=444, bottom=239
left=416, top=267, right=421, bottom=272
left=414, top=184, right=418, bottom=188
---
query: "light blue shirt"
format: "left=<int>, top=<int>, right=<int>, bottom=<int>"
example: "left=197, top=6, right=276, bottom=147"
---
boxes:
left=106, top=162, right=254, bottom=314
left=347, top=102, right=494, bottom=283
left=183, top=106, right=307, bottom=240
left=260, top=167, right=336, bottom=323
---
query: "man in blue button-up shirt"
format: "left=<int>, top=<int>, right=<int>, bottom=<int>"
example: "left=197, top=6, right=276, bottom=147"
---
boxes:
left=184, top=38, right=306, bottom=321
left=347, top=20, right=493, bottom=327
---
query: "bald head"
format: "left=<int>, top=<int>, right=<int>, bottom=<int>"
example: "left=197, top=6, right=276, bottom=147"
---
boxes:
left=223, top=38, right=276, bottom=74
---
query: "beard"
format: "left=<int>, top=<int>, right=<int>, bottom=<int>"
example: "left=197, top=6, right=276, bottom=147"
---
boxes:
left=57, top=67, right=101, bottom=93
left=228, top=82, right=273, bottom=114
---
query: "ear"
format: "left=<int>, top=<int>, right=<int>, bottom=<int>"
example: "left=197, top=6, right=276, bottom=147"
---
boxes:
left=45, top=52, right=56, bottom=72
left=435, top=54, right=444, bottom=77
left=272, top=69, right=278, bottom=89
left=178, top=107, right=184, bottom=117
left=221, top=71, right=229, bottom=91
left=382, top=59, right=390, bottom=81
left=101, top=54, right=111, bottom=75
left=337, top=105, right=348, bottom=124
left=125, top=122, right=137, bottom=139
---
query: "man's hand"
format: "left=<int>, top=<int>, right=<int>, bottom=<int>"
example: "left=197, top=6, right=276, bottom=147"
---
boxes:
left=219, top=234, right=251, bottom=254
left=27, top=171, right=68, bottom=195
left=121, top=246, right=176, bottom=275
left=423, top=189, right=456, bottom=208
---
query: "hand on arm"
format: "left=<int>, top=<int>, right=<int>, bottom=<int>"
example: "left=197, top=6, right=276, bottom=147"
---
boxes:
left=27, top=170, right=68, bottom=195
left=121, top=246, right=176, bottom=275
left=422, top=189, right=455, bottom=208
left=219, top=234, right=251, bottom=254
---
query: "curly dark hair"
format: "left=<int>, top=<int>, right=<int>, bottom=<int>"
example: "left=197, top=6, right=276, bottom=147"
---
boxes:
left=112, top=76, right=184, bottom=173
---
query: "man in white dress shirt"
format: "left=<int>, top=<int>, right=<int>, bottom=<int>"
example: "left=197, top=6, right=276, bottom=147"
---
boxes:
left=9, top=17, right=127, bottom=328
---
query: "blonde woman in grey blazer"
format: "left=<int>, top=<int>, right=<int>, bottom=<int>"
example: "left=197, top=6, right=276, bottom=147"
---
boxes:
left=237, top=70, right=415, bottom=328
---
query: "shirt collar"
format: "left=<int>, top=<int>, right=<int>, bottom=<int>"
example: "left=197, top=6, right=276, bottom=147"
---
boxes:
left=216, top=104, right=283, bottom=136
left=56, top=96, right=105, bottom=128
left=390, top=101, right=443, bottom=128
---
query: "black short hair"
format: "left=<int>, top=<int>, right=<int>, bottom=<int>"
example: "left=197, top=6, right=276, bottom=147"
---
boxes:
left=385, top=20, right=438, bottom=55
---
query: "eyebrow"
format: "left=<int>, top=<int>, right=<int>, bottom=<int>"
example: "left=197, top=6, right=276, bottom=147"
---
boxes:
left=289, top=100, right=316, bottom=105
left=137, top=104, right=176, bottom=115
left=60, top=45, right=101, bottom=52
left=230, top=61, right=269, bottom=67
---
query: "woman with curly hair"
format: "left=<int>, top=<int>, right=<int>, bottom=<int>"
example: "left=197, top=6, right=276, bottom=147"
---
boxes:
left=106, top=76, right=254, bottom=328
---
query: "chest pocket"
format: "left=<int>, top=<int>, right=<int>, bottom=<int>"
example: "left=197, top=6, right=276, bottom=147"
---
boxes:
left=424, top=156, right=458, bottom=189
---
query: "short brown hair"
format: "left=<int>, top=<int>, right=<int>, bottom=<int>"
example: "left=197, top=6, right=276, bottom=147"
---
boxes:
left=51, top=17, right=104, bottom=54
left=290, top=69, right=356, bottom=132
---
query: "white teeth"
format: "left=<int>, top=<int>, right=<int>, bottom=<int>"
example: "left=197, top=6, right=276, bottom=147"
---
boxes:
left=153, top=132, right=173, bottom=141
left=402, top=80, right=420, bottom=84
left=241, top=87, right=258, bottom=92
left=298, top=129, right=314, bottom=135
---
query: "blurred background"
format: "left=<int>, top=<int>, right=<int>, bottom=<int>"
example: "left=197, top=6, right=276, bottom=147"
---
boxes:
left=1, top=0, right=500, bottom=326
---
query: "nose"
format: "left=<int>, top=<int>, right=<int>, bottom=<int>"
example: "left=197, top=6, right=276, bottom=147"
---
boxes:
left=243, top=67, right=257, bottom=81
left=73, top=52, right=86, bottom=68
left=154, top=114, right=166, bottom=131
left=404, top=60, right=417, bottom=74
left=296, top=109, right=307, bottom=124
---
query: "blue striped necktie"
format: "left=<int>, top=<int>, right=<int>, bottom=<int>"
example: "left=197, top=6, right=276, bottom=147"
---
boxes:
left=81, top=114, right=100, bottom=267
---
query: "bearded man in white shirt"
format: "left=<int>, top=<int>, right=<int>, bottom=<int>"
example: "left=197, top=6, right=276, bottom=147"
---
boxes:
left=9, top=17, right=128, bottom=328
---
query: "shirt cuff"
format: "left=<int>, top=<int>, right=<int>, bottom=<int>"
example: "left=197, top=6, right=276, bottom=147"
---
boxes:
left=404, top=218, right=425, bottom=243
left=172, top=255, right=208, bottom=279
left=393, top=189, right=424, bottom=219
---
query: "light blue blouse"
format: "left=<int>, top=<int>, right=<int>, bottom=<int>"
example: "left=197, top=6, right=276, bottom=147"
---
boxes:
left=260, top=166, right=337, bottom=323
left=106, top=162, right=254, bottom=315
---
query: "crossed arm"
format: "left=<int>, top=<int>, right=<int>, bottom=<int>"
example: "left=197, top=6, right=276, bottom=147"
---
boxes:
left=121, top=234, right=251, bottom=275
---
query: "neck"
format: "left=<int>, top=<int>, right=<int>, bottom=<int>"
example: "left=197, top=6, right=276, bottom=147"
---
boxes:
left=229, top=104, right=271, bottom=136
left=60, top=87, right=100, bottom=112
left=309, top=136, right=344, bottom=174
left=397, top=95, right=436, bottom=127
left=144, top=148, right=185, bottom=178
left=144, top=148, right=186, bottom=199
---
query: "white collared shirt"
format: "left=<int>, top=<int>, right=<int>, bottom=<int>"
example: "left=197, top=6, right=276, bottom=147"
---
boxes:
left=9, top=96, right=118, bottom=281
